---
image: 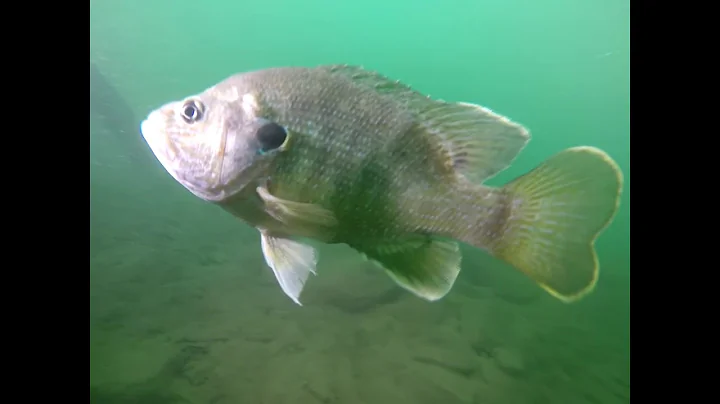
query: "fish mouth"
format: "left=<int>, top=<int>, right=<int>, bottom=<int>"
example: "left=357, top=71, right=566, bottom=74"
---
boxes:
left=140, top=111, right=166, bottom=155
left=140, top=110, right=180, bottom=168
left=140, top=111, right=183, bottom=184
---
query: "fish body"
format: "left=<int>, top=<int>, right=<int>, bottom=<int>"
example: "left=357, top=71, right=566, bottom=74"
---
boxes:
left=140, top=65, right=623, bottom=305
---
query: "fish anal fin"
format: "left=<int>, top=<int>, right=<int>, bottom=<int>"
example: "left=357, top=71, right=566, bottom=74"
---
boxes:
left=354, top=236, right=462, bottom=301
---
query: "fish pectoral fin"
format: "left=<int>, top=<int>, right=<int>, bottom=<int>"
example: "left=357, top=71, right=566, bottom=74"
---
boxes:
left=257, top=185, right=337, bottom=239
left=420, top=101, right=530, bottom=184
left=260, top=232, right=318, bottom=305
left=355, top=236, right=462, bottom=301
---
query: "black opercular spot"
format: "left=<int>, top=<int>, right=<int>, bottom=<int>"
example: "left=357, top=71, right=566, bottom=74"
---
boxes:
left=180, top=100, right=204, bottom=123
left=257, top=122, right=288, bottom=153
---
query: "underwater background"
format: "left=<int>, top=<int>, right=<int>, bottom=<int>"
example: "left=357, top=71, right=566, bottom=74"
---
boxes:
left=90, top=0, right=630, bottom=403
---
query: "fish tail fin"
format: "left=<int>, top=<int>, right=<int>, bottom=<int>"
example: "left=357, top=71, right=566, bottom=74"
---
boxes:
left=483, top=146, right=623, bottom=302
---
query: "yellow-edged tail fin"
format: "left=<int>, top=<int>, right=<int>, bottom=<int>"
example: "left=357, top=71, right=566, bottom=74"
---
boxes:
left=490, top=146, right=623, bottom=302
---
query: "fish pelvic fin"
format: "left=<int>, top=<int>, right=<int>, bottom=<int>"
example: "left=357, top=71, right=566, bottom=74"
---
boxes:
left=260, top=232, right=318, bottom=305
left=480, top=146, right=623, bottom=302
left=354, top=236, right=462, bottom=301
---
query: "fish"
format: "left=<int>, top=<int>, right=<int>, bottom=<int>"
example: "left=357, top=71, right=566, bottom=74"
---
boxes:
left=140, top=65, right=623, bottom=305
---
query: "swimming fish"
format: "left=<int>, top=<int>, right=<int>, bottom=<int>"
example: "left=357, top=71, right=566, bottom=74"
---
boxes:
left=140, top=65, right=623, bottom=305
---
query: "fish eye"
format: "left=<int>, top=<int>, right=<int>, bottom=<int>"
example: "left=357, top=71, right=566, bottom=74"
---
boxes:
left=180, top=99, right=204, bottom=124
left=256, top=122, right=288, bottom=153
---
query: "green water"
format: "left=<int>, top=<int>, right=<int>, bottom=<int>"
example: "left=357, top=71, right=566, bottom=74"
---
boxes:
left=90, top=0, right=630, bottom=402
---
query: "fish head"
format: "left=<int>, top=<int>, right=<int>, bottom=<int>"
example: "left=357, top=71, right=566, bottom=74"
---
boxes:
left=141, top=85, right=285, bottom=202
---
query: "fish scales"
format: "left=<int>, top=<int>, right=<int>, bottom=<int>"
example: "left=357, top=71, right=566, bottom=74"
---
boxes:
left=244, top=68, right=468, bottom=243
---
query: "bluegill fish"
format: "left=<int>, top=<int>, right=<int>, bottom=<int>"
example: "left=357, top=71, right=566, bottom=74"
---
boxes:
left=140, top=65, right=622, bottom=305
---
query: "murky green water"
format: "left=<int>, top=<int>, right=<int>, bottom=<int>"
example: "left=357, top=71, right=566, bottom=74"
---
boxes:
left=90, top=1, right=629, bottom=402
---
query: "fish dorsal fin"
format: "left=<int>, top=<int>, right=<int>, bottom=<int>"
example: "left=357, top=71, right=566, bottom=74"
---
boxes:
left=353, top=235, right=462, bottom=301
left=416, top=101, right=530, bottom=183
left=319, top=64, right=531, bottom=183
left=320, top=64, right=420, bottom=101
